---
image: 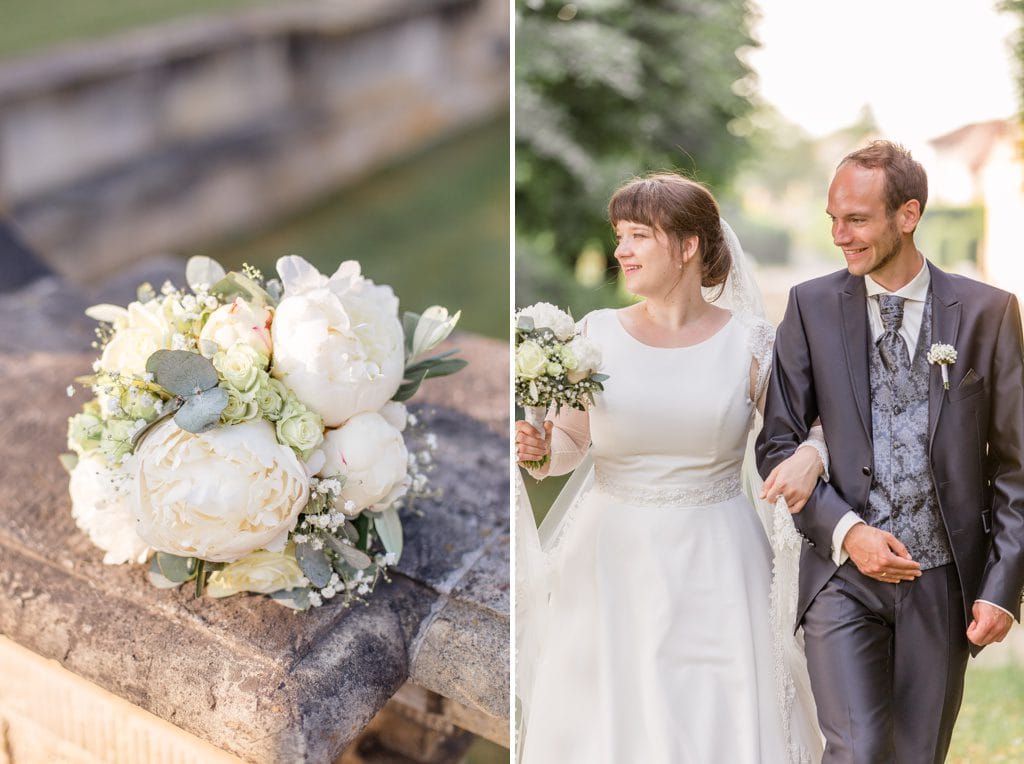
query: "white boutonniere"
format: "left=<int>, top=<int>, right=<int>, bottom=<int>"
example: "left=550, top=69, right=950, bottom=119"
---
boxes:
left=927, top=343, right=957, bottom=390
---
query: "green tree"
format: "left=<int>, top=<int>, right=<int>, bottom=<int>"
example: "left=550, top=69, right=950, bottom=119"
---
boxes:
left=516, top=0, right=757, bottom=269
left=1000, top=0, right=1024, bottom=121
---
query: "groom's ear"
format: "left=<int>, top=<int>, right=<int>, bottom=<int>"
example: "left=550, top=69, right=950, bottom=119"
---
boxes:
left=897, top=199, right=922, bottom=233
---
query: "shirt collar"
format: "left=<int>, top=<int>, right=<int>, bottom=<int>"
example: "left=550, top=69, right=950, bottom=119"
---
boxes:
left=864, top=256, right=930, bottom=301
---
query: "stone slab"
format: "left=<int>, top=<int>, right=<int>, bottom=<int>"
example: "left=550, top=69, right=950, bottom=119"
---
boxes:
left=0, top=274, right=509, bottom=761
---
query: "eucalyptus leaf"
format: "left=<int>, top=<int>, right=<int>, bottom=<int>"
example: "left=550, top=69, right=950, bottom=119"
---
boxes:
left=340, top=521, right=359, bottom=544
left=146, top=350, right=219, bottom=396
left=185, top=256, right=227, bottom=291
left=270, top=587, right=312, bottom=610
left=155, top=552, right=197, bottom=583
left=374, top=507, right=403, bottom=561
left=265, top=279, right=283, bottom=303
left=210, top=272, right=272, bottom=308
left=591, top=373, right=610, bottom=383
left=323, top=534, right=373, bottom=569
left=516, top=315, right=535, bottom=332
left=147, top=556, right=184, bottom=590
left=174, top=386, right=229, bottom=433
left=296, top=542, right=333, bottom=587
left=59, top=453, right=79, bottom=474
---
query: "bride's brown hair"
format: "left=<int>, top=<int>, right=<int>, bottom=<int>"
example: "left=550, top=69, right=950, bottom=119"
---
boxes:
left=607, top=173, right=731, bottom=290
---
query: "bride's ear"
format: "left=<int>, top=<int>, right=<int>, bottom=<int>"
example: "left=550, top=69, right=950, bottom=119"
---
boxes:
left=680, top=235, right=699, bottom=265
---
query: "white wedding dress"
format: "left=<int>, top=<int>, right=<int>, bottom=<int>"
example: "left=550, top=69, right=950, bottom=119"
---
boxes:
left=517, top=307, right=823, bottom=764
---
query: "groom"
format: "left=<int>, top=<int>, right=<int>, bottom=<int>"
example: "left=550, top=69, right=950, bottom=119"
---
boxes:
left=757, top=140, right=1024, bottom=763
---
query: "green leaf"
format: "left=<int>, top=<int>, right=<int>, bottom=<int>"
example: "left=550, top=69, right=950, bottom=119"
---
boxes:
left=374, top=507, right=403, bottom=561
left=185, top=256, right=226, bottom=291
left=323, top=534, right=373, bottom=569
left=590, top=373, right=610, bottom=383
left=146, top=350, right=219, bottom=397
left=419, top=358, right=468, bottom=379
left=340, top=521, right=360, bottom=544
left=174, top=386, right=229, bottom=433
left=265, top=279, right=283, bottom=304
left=516, top=315, right=535, bottom=332
left=403, top=349, right=461, bottom=376
left=392, top=368, right=429, bottom=403
left=131, top=402, right=181, bottom=450
left=296, top=542, right=333, bottom=587
left=210, top=272, right=273, bottom=308
left=59, top=453, right=78, bottom=474
left=270, top=587, right=311, bottom=610
left=147, top=561, right=184, bottom=590
left=155, top=552, right=197, bottom=583
left=403, top=311, right=421, bottom=356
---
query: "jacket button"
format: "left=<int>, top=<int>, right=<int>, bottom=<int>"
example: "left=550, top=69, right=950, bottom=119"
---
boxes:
left=862, top=466, right=872, bottom=476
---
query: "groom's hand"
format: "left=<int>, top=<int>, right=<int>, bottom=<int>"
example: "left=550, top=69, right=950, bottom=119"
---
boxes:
left=842, top=525, right=922, bottom=582
left=967, top=601, right=1013, bottom=646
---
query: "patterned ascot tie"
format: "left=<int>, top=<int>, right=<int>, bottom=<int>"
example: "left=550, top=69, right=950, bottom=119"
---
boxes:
left=877, top=294, right=910, bottom=373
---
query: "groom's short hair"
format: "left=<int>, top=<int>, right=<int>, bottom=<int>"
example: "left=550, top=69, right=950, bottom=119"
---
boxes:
left=839, top=141, right=928, bottom=218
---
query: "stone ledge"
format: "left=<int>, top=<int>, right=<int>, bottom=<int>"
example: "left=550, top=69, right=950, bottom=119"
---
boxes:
left=0, top=267, right=509, bottom=761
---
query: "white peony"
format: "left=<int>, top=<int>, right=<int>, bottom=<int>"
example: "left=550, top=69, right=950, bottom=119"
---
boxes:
left=130, top=419, right=309, bottom=562
left=566, top=335, right=602, bottom=383
left=516, top=302, right=575, bottom=341
left=205, top=545, right=306, bottom=598
left=270, top=257, right=404, bottom=427
left=69, top=456, right=152, bottom=565
left=317, top=412, right=410, bottom=515
left=87, top=300, right=175, bottom=377
left=199, top=297, right=273, bottom=358
left=379, top=401, right=408, bottom=432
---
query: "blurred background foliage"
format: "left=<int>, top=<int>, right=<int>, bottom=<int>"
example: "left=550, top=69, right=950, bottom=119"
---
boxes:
left=515, top=0, right=756, bottom=314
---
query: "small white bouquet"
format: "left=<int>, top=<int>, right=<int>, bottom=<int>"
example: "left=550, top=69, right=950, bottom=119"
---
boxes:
left=514, top=302, right=606, bottom=469
left=63, top=255, right=464, bottom=610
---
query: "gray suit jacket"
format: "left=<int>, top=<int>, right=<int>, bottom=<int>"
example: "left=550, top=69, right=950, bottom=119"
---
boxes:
left=756, top=263, right=1024, bottom=640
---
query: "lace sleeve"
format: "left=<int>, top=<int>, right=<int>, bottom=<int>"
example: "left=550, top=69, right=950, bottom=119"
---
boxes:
left=746, top=317, right=775, bottom=405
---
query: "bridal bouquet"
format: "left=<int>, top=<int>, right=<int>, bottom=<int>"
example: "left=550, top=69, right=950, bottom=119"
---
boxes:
left=514, top=302, right=606, bottom=469
left=63, top=255, right=464, bottom=610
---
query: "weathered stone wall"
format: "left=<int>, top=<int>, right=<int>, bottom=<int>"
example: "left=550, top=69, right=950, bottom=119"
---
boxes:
left=0, top=0, right=508, bottom=284
left=0, top=260, right=510, bottom=762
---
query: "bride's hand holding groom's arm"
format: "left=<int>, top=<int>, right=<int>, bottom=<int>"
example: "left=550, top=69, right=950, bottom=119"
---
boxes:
left=760, top=445, right=824, bottom=513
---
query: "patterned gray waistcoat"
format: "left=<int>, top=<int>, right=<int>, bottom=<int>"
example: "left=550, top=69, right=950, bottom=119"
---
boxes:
left=865, top=292, right=953, bottom=569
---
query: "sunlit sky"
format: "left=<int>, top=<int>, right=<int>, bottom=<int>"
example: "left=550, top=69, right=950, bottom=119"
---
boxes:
left=746, top=0, right=1019, bottom=150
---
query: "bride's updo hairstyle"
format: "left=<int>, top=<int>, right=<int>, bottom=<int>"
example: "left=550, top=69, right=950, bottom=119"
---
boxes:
left=607, top=172, right=731, bottom=291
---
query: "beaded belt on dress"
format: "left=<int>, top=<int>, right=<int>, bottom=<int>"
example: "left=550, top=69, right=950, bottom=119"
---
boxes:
left=593, top=470, right=743, bottom=507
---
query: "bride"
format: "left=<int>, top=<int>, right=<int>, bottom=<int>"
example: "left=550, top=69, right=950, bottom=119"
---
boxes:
left=515, top=173, right=825, bottom=763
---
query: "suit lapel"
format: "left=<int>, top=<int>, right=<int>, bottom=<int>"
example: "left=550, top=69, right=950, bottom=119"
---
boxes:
left=840, top=273, right=872, bottom=444
left=928, top=262, right=961, bottom=447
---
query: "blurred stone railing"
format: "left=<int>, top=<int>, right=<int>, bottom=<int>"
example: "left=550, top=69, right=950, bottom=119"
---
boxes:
left=0, top=258, right=509, bottom=762
left=0, top=0, right=508, bottom=284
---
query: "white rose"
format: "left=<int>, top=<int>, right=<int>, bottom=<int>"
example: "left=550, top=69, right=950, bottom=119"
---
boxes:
left=206, top=544, right=306, bottom=598
left=199, top=297, right=273, bottom=358
left=270, top=257, right=404, bottom=427
left=516, top=302, right=575, bottom=341
left=566, top=336, right=602, bottom=383
left=69, top=456, right=152, bottom=565
left=131, top=419, right=309, bottom=562
left=88, top=300, right=175, bottom=377
left=317, top=412, right=410, bottom=515
left=515, top=340, right=548, bottom=379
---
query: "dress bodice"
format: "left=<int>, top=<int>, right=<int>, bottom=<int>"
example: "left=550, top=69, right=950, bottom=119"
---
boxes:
left=584, top=309, right=761, bottom=496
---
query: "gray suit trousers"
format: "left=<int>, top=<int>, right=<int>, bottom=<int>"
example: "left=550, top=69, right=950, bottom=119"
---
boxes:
left=801, top=563, right=970, bottom=764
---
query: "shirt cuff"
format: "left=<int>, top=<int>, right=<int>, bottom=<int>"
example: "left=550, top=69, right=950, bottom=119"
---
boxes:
left=831, top=512, right=865, bottom=566
left=976, top=599, right=1015, bottom=620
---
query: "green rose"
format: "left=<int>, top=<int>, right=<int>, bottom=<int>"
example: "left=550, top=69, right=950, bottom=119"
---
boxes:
left=515, top=340, right=548, bottom=379
left=545, top=362, right=563, bottom=376
left=67, top=410, right=103, bottom=456
left=99, top=418, right=138, bottom=464
left=214, top=342, right=264, bottom=393
left=222, top=385, right=259, bottom=424
left=276, top=404, right=324, bottom=455
left=256, top=375, right=288, bottom=421
left=558, top=345, right=579, bottom=371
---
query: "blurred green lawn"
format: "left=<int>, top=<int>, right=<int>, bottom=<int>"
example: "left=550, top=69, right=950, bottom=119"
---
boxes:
left=950, top=663, right=1024, bottom=762
left=0, top=0, right=274, bottom=60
